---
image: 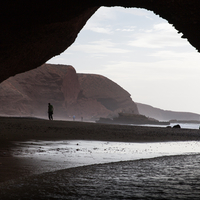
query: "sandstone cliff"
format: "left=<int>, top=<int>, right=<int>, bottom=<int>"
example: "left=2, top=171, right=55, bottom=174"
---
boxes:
left=78, top=74, right=138, bottom=115
left=0, top=64, right=138, bottom=120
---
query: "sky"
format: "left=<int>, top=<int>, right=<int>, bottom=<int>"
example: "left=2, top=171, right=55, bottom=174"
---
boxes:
left=48, top=7, right=200, bottom=114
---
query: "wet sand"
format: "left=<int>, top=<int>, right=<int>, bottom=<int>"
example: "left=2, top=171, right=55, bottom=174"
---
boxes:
left=1, top=117, right=200, bottom=199
left=1, top=154, right=200, bottom=200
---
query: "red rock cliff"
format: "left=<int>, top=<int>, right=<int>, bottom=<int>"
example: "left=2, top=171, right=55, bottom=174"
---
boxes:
left=61, top=66, right=80, bottom=107
left=78, top=74, right=138, bottom=115
left=0, top=64, right=138, bottom=120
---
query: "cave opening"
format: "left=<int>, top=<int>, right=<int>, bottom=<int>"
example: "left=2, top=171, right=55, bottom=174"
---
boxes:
left=46, top=6, right=200, bottom=115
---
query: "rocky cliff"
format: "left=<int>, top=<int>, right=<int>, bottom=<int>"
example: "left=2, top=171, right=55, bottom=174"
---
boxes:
left=78, top=74, right=138, bottom=114
left=136, top=102, right=200, bottom=121
left=0, top=64, right=138, bottom=120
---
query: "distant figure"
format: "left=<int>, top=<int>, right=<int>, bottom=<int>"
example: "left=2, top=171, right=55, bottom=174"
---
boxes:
left=48, top=103, right=54, bottom=120
left=73, top=115, right=75, bottom=121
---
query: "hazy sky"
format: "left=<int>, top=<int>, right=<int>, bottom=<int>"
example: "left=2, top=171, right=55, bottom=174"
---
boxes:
left=48, top=7, right=200, bottom=114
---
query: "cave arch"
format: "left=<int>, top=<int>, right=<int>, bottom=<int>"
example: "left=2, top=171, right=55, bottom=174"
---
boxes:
left=1, top=1, right=200, bottom=83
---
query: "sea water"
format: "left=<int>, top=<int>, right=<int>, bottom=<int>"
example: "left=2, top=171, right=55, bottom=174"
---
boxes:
left=139, top=122, right=200, bottom=129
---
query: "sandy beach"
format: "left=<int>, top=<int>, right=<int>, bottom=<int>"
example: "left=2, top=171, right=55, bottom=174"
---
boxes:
left=1, top=117, right=200, bottom=199
left=1, top=117, right=200, bottom=144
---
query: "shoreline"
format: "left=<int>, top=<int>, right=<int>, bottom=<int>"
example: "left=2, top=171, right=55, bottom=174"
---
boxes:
left=1, top=117, right=200, bottom=183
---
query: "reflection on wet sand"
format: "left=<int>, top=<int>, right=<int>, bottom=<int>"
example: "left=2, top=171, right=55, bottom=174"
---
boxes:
left=1, top=140, right=200, bottom=199
left=10, top=140, right=200, bottom=175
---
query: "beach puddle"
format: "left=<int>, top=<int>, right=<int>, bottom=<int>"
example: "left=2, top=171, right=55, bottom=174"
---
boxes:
left=11, top=140, right=200, bottom=175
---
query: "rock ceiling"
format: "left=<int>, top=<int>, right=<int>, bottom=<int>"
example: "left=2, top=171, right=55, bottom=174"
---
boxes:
left=1, top=0, right=200, bottom=83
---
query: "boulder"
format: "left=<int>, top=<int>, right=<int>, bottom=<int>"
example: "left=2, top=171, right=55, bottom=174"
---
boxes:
left=173, top=124, right=181, bottom=128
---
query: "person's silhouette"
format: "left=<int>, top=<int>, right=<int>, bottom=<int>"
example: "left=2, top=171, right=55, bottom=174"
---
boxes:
left=48, top=103, right=54, bottom=120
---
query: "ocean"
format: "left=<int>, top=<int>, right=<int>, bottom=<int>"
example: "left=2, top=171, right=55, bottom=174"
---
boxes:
left=139, top=122, right=200, bottom=130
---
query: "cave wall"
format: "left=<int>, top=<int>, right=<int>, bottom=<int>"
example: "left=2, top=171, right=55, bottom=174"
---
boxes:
left=1, top=0, right=200, bottom=83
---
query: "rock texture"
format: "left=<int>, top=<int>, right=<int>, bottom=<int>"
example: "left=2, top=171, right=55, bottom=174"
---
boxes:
left=78, top=74, right=137, bottom=114
left=0, top=64, right=138, bottom=120
left=1, top=1, right=200, bottom=83
left=136, top=102, right=200, bottom=121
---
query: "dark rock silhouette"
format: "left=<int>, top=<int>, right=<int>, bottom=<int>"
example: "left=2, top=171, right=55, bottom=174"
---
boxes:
left=173, top=124, right=181, bottom=129
left=0, top=64, right=138, bottom=120
left=96, top=112, right=170, bottom=125
left=1, top=1, right=200, bottom=83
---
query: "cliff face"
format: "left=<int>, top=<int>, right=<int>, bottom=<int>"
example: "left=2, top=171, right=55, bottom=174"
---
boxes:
left=1, top=1, right=200, bottom=83
left=0, top=64, right=138, bottom=120
left=136, top=102, right=200, bottom=121
left=61, top=66, right=81, bottom=107
left=78, top=74, right=138, bottom=115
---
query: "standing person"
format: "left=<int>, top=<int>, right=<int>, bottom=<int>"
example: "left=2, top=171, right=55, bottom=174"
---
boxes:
left=48, top=103, right=54, bottom=120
